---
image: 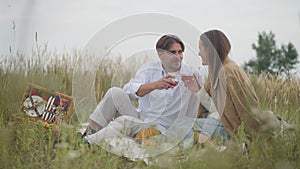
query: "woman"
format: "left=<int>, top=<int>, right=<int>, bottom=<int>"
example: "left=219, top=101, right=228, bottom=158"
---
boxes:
left=184, top=29, right=290, bottom=141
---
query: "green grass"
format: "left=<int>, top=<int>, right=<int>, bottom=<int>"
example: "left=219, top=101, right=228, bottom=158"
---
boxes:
left=0, top=51, right=299, bottom=169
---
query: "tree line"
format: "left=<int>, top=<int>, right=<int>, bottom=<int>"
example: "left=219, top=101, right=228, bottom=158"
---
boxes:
left=243, top=31, right=299, bottom=75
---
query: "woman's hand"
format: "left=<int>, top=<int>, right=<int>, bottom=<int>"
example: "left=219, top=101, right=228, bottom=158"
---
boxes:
left=181, top=74, right=201, bottom=92
left=197, top=131, right=216, bottom=148
left=197, top=132, right=212, bottom=144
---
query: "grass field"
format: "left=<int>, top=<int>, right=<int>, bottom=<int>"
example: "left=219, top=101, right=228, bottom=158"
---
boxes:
left=0, top=50, right=299, bottom=169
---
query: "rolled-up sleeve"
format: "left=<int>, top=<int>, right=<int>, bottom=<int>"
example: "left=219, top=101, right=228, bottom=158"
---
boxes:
left=123, top=68, right=147, bottom=99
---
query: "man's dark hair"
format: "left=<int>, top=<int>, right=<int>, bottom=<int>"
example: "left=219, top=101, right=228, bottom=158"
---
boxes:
left=156, top=34, right=185, bottom=51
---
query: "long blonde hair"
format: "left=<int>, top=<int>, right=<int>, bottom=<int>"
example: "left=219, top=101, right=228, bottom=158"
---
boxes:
left=200, top=30, right=231, bottom=89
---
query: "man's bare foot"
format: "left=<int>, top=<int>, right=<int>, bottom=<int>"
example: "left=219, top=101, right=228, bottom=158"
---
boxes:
left=89, top=120, right=102, bottom=131
left=82, top=120, right=102, bottom=136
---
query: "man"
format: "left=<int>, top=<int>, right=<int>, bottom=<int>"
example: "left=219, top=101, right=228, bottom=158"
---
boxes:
left=82, top=34, right=203, bottom=145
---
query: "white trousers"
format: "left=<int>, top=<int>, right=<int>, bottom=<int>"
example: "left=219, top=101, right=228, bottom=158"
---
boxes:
left=89, top=87, right=140, bottom=128
left=86, top=115, right=150, bottom=145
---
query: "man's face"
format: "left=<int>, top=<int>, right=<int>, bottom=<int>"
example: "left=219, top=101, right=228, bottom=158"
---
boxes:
left=159, top=42, right=183, bottom=72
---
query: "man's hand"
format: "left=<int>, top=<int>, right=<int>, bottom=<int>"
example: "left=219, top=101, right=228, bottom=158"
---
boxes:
left=153, top=75, right=179, bottom=90
left=136, top=75, right=178, bottom=97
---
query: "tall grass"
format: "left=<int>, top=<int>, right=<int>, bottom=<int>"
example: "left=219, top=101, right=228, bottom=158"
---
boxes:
left=0, top=48, right=299, bottom=169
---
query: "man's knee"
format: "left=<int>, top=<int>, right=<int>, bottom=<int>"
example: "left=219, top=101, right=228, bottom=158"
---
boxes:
left=107, top=87, right=126, bottom=96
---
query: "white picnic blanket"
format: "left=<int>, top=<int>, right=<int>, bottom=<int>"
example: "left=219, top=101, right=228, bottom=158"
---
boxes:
left=80, top=116, right=195, bottom=164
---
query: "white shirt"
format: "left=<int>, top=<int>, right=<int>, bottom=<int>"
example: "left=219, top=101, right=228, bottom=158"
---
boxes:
left=123, top=61, right=203, bottom=132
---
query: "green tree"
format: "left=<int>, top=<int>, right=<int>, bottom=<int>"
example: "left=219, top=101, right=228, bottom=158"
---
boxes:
left=243, top=31, right=298, bottom=75
left=274, top=43, right=299, bottom=74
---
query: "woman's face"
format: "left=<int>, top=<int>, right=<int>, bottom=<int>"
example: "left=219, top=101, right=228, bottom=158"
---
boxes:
left=198, top=39, right=208, bottom=65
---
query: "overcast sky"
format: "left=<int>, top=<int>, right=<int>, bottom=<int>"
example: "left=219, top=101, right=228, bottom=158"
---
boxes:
left=1, top=0, right=300, bottom=68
